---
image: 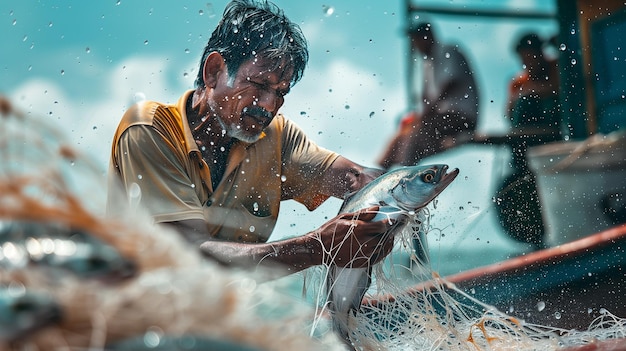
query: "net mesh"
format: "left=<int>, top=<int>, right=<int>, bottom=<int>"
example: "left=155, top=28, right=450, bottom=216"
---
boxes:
left=306, top=208, right=626, bottom=351
left=0, top=99, right=344, bottom=351
left=1, top=98, right=625, bottom=350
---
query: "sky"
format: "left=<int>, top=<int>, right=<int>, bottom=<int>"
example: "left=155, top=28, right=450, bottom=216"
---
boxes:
left=1, top=0, right=559, bottom=274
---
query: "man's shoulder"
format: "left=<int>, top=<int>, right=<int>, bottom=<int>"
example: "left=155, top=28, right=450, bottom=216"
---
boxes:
left=117, top=99, right=186, bottom=135
left=120, top=100, right=163, bottom=127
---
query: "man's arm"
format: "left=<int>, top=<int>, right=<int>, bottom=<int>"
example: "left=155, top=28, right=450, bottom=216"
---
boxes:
left=165, top=206, right=400, bottom=275
left=316, top=155, right=385, bottom=198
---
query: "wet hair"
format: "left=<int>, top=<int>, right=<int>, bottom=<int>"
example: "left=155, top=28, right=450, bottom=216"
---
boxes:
left=194, top=0, right=309, bottom=88
left=515, top=32, right=543, bottom=53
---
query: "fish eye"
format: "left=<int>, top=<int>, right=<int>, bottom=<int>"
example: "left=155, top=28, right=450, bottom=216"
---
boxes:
left=421, top=171, right=435, bottom=183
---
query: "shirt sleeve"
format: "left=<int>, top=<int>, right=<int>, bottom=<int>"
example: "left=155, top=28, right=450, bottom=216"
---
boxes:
left=279, top=119, right=340, bottom=211
left=114, top=125, right=206, bottom=223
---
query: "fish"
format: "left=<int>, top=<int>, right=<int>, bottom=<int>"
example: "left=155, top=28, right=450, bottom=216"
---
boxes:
left=0, top=220, right=136, bottom=282
left=326, top=164, right=459, bottom=348
left=0, top=287, right=62, bottom=342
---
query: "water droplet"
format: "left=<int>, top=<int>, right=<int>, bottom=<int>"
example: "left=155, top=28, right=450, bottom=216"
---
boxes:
left=554, top=311, right=561, bottom=319
left=60, top=69, right=65, bottom=75
left=369, top=111, right=375, bottom=117
left=199, top=10, right=204, bottom=15
left=300, top=111, right=307, bottom=115
left=48, top=22, right=53, bottom=27
left=85, top=47, right=91, bottom=53
left=184, top=48, right=190, bottom=54
left=137, top=174, right=143, bottom=180
left=134, top=92, right=146, bottom=102
left=249, top=225, right=255, bottom=232
left=92, top=126, right=97, bottom=130
left=322, top=5, right=335, bottom=16
left=253, top=202, right=259, bottom=212
left=344, top=105, right=350, bottom=110
left=144, top=40, right=149, bottom=45
left=12, top=19, right=16, bottom=25
left=22, top=35, right=28, bottom=42
left=143, top=329, right=161, bottom=348
left=128, top=182, right=141, bottom=200
left=559, top=43, right=566, bottom=51
left=280, top=175, right=287, bottom=182
left=116, top=0, right=121, bottom=5
left=570, top=58, right=577, bottom=65
left=537, top=301, right=546, bottom=311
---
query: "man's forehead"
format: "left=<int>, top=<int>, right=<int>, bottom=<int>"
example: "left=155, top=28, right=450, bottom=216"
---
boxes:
left=241, top=56, right=294, bottom=82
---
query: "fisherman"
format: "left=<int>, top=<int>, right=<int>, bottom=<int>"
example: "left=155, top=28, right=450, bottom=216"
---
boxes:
left=107, top=0, right=399, bottom=274
left=377, top=21, right=479, bottom=169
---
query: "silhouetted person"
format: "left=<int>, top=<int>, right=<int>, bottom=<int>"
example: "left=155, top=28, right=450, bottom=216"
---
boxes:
left=495, top=32, right=561, bottom=249
left=377, top=21, right=479, bottom=169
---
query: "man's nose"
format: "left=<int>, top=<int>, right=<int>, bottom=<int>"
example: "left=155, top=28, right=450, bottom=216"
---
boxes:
left=255, top=90, right=283, bottom=113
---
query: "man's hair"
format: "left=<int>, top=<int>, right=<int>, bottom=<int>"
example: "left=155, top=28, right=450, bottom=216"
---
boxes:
left=194, top=0, right=309, bottom=88
left=515, top=32, right=543, bottom=53
left=407, top=21, right=434, bottom=38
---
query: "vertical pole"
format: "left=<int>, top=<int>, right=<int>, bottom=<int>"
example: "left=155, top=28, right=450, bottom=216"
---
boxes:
left=405, top=0, right=416, bottom=111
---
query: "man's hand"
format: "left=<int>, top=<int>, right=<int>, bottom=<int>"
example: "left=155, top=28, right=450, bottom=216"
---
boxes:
left=307, top=206, right=403, bottom=268
left=319, top=156, right=385, bottom=198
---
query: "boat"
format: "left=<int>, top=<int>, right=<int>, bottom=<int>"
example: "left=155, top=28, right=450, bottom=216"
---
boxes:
left=363, top=0, right=626, bottom=338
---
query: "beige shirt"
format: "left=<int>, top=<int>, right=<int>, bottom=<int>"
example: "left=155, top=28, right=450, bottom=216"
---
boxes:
left=108, top=90, right=339, bottom=243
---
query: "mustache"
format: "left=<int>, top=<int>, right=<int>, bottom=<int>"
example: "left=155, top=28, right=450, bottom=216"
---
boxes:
left=242, top=106, right=273, bottom=121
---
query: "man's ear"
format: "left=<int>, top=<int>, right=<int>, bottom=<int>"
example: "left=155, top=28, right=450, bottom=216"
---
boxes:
left=202, top=52, right=226, bottom=88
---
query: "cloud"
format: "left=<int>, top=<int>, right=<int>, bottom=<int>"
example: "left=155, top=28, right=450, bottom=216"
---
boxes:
left=282, top=58, right=405, bottom=166
left=9, top=55, right=193, bottom=169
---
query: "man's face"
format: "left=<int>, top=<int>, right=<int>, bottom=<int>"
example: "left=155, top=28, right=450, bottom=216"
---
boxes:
left=209, top=56, right=293, bottom=143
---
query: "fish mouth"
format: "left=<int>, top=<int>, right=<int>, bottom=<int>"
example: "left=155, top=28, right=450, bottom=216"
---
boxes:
left=436, top=165, right=459, bottom=193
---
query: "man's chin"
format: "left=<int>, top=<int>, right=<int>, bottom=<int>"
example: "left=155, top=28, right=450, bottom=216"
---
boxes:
left=230, top=129, right=264, bottom=144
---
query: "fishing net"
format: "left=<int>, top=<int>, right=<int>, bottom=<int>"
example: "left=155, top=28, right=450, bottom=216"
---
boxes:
left=1, top=96, right=625, bottom=351
left=0, top=98, right=345, bottom=351
left=306, top=207, right=626, bottom=350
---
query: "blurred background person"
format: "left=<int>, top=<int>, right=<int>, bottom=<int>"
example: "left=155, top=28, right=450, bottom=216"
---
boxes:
left=506, top=32, right=560, bottom=137
left=377, top=21, right=479, bottom=170
left=493, top=32, right=561, bottom=250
